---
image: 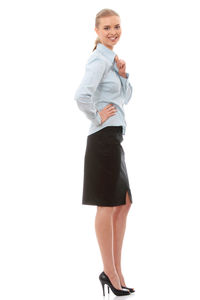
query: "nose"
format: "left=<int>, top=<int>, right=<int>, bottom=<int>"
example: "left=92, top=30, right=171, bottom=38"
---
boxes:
left=110, top=29, right=117, bottom=35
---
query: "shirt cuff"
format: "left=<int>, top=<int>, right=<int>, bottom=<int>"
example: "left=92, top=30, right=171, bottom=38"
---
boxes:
left=93, top=111, right=102, bottom=126
left=120, top=72, right=129, bottom=89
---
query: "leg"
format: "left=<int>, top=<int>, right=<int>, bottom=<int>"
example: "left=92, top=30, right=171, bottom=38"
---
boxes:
left=95, top=205, right=122, bottom=290
left=112, top=191, right=132, bottom=287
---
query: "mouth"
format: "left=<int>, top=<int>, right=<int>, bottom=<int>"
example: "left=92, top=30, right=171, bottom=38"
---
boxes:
left=108, top=36, right=119, bottom=42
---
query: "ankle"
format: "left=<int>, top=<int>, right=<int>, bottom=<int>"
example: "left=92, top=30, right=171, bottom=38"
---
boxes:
left=116, top=270, right=125, bottom=284
left=115, top=268, right=123, bottom=277
left=103, top=268, right=117, bottom=278
left=103, top=269, right=122, bottom=290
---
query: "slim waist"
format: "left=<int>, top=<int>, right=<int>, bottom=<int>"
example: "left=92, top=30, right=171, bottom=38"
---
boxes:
left=89, top=126, right=122, bottom=136
left=87, top=126, right=123, bottom=145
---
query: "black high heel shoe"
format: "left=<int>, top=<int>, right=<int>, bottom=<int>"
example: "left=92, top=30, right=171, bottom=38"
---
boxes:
left=99, top=271, right=130, bottom=296
left=121, top=285, right=135, bottom=293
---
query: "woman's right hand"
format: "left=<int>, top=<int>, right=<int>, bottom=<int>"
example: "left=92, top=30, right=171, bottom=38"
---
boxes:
left=98, top=104, right=117, bottom=124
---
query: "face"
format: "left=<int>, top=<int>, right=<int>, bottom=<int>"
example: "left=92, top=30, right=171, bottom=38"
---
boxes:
left=94, top=15, right=122, bottom=50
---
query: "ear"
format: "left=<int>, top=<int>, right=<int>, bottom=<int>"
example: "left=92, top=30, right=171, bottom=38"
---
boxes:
left=94, top=27, right=98, bottom=35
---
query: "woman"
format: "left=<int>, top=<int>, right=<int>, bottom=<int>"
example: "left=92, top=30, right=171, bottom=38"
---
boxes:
left=74, top=8, right=135, bottom=296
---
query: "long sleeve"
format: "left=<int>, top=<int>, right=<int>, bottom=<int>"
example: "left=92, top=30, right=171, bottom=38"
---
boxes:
left=74, top=56, right=107, bottom=126
left=119, top=73, right=133, bottom=105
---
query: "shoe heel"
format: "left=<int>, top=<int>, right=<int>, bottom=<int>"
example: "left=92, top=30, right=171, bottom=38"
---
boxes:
left=107, top=285, right=110, bottom=294
left=101, top=281, right=105, bottom=296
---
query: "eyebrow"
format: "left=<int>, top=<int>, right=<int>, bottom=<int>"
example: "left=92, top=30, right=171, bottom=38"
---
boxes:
left=103, top=24, right=120, bottom=26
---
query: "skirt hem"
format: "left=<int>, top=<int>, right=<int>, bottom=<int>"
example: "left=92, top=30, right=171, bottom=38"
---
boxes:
left=82, top=188, right=133, bottom=207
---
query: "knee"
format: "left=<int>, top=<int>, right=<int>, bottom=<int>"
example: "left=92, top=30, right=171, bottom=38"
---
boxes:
left=113, top=204, right=130, bottom=218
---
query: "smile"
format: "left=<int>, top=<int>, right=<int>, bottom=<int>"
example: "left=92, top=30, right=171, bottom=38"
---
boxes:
left=108, top=36, right=118, bottom=41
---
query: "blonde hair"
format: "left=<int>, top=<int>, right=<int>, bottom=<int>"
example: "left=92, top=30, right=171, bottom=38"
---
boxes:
left=92, top=8, right=120, bottom=51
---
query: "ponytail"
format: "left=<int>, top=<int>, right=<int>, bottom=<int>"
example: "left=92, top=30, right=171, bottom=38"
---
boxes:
left=92, top=36, right=101, bottom=51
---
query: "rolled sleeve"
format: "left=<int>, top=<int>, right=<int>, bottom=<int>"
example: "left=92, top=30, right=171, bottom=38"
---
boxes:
left=74, top=56, right=106, bottom=125
left=119, top=73, right=133, bottom=105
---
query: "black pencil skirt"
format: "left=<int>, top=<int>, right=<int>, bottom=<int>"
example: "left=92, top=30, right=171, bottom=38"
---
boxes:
left=82, top=125, right=133, bottom=206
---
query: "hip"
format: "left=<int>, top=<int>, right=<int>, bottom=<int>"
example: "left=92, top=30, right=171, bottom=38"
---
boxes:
left=87, top=126, right=123, bottom=147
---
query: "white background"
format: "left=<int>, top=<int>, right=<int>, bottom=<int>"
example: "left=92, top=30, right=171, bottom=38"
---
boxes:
left=0, top=0, right=200, bottom=299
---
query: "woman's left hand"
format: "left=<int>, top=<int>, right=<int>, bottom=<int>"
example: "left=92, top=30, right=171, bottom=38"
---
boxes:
left=115, top=55, right=127, bottom=78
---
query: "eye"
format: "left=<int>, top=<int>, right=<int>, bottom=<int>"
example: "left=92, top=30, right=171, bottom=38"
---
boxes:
left=104, top=27, right=109, bottom=30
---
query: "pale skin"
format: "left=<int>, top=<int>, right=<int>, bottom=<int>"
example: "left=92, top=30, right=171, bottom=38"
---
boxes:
left=94, top=15, right=134, bottom=291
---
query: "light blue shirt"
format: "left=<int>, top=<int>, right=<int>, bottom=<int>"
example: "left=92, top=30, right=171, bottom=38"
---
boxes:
left=74, top=42, right=133, bottom=135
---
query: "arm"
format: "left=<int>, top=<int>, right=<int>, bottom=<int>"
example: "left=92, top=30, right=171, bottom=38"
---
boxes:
left=113, top=58, right=133, bottom=105
left=74, top=56, right=106, bottom=125
left=119, top=73, right=133, bottom=105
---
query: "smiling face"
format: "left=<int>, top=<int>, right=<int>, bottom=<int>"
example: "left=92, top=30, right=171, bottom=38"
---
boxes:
left=94, top=15, right=122, bottom=50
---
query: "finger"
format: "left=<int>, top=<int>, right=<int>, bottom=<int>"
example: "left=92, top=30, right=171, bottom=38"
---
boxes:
left=105, top=104, right=114, bottom=110
left=106, top=104, right=115, bottom=109
left=107, top=106, right=116, bottom=112
left=108, top=109, right=117, bottom=115
left=109, top=113, right=116, bottom=117
left=105, top=103, right=113, bottom=108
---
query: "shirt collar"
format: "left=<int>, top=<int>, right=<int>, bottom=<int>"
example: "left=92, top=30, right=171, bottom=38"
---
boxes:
left=96, top=43, right=116, bottom=64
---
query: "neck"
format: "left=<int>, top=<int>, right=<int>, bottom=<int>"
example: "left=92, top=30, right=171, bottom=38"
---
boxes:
left=101, top=42, right=114, bottom=51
